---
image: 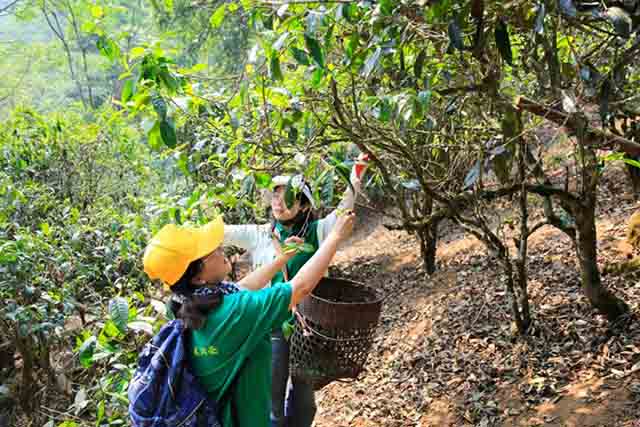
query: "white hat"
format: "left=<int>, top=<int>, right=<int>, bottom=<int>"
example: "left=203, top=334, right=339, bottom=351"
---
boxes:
left=272, top=175, right=317, bottom=209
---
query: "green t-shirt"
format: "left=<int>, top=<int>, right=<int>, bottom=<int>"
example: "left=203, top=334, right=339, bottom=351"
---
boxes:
left=190, top=283, right=293, bottom=427
left=271, top=220, right=320, bottom=284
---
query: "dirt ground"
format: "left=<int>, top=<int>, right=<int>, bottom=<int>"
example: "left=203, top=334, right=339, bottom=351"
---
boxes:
left=312, top=166, right=640, bottom=427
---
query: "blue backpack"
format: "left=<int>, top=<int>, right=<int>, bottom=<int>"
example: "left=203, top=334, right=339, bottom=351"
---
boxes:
left=128, top=319, right=227, bottom=427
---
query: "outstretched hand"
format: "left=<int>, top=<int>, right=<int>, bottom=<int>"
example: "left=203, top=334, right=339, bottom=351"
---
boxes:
left=330, top=210, right=356, bottom=243
left=281, top=236, right=305, bottom=258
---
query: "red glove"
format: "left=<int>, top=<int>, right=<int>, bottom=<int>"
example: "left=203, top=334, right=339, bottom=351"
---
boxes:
left=354, top=153, right=370, bottom=180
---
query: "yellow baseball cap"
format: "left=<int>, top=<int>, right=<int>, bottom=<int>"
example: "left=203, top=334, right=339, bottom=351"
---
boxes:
left=143, top=216, right=224, bottom=286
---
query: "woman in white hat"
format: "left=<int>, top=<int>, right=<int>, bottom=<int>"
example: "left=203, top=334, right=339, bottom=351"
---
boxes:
left=223, top=157, right=368, bottom=427
left=142, top=212, right=356, bottom=427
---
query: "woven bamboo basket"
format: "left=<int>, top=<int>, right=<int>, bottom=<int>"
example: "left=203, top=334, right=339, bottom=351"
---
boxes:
left=289, top=277, right=383, bottom=390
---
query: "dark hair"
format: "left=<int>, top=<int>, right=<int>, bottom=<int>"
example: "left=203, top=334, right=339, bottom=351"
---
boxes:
left=168, top=259, right=222, bottom=330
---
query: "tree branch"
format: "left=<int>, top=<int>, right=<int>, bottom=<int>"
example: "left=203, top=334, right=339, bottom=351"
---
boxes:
left=515, top=96, right=640, bottom=155
left=0, top=0, right=20, bottom=15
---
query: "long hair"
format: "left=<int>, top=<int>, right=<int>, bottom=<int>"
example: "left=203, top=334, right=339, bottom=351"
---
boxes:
left=168, top=260, right=223, bottom=330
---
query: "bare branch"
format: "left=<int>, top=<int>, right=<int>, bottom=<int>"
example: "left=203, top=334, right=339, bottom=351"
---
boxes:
left=515, top=96, right=640, bottom=154
left=0, top=0, right=20, bottom=15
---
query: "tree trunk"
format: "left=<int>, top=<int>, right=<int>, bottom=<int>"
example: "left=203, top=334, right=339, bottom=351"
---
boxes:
left=575, top=201, right=629, bottom=322
left=516, top=140, right=532, bottom=330
left=418, top=221, right=439, bottom=275
left=501, top=255, right=529, bottom=334
left=15, top=330, right=34, bottom=411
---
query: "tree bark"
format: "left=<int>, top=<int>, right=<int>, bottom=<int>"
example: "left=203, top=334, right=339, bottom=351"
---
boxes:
left=417, top=221, right=439, bottom=275
left=575, top=195, right=629, bottom=321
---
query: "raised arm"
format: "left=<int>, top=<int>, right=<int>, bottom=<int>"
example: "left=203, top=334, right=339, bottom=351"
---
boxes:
left=237, top=236, right=303, bottom=290
left=290, top=211, right=355, bottom=307
left=317, top=157, right=368, bottom=241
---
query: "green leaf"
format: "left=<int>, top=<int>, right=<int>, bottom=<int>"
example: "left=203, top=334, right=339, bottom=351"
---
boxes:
left=96, top=400, right=105, bottom=426
left=623, top=158, right=640, bottom=169
left=311, top=67, right=324, bottom=88
left=210, top=4, right=227, bottom=28
left=362, top=47, right=382, bottom=79
left=109, top=297, right=129, bottom=335
left=152, top=94, right=168, bottom=119
left=345, top=32, right=358, bottom=59
left=39, top=222, right=51, bottom=236
left=333, top=162, right=352, bottom=190
left=379, top=0, right=393, bottom=15
left=282, top=242, right=315, bottom=253
left=160, top=119, right=177, bottom=148
left=255, top=172, right=272, bottom=188
left=121, top=80, right=135, bottom=103
left=321, top=170, right=335, bottom=205
left=130, top=46, right=146, bottom=59
left=494, top=19, right=513, bottom=66
left=336, top=3, right=354, bottom=22
left=290, top=47, right=310, bottom=66
left=78, top=335, right=96, bottom=368
left=448, top=20, right=464, bottom=51
left=148, top=121, right=163, bottom=150
left=91, top=5, right=104, bottom=18
left=282, top=320, right=294, bottom=339
left=269, top=55, right=283, bottom=81
left=414, top=49, right=426, bottom=80
left=96, top=36, right=120, bottom=62
left=304, top=34, right=325, bottom=68
left=284, top=177, right=297, bottom=209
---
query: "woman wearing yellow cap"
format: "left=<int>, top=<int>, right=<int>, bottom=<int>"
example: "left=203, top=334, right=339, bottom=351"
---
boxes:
left=223, top=158, right=368, bottom=427
left=143, top=211, right=356, bottom=427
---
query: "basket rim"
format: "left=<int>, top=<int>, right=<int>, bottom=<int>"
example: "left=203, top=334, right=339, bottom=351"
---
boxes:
left=309, top=277, right=384, bottom=306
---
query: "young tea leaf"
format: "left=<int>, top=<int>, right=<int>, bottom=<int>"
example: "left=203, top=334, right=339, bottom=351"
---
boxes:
left=282, top=242, right=315, bottom=254
left=109, top=297, right=129, bottom=335
left=121, top=80, right=135, bottom=103
left=255, top=172, right=272, bottom=189
left=210, top=4, right=226, bottom=28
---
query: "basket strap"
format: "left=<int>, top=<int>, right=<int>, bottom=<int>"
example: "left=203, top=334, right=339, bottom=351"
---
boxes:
left=294, top=312, right=375, bottom=342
